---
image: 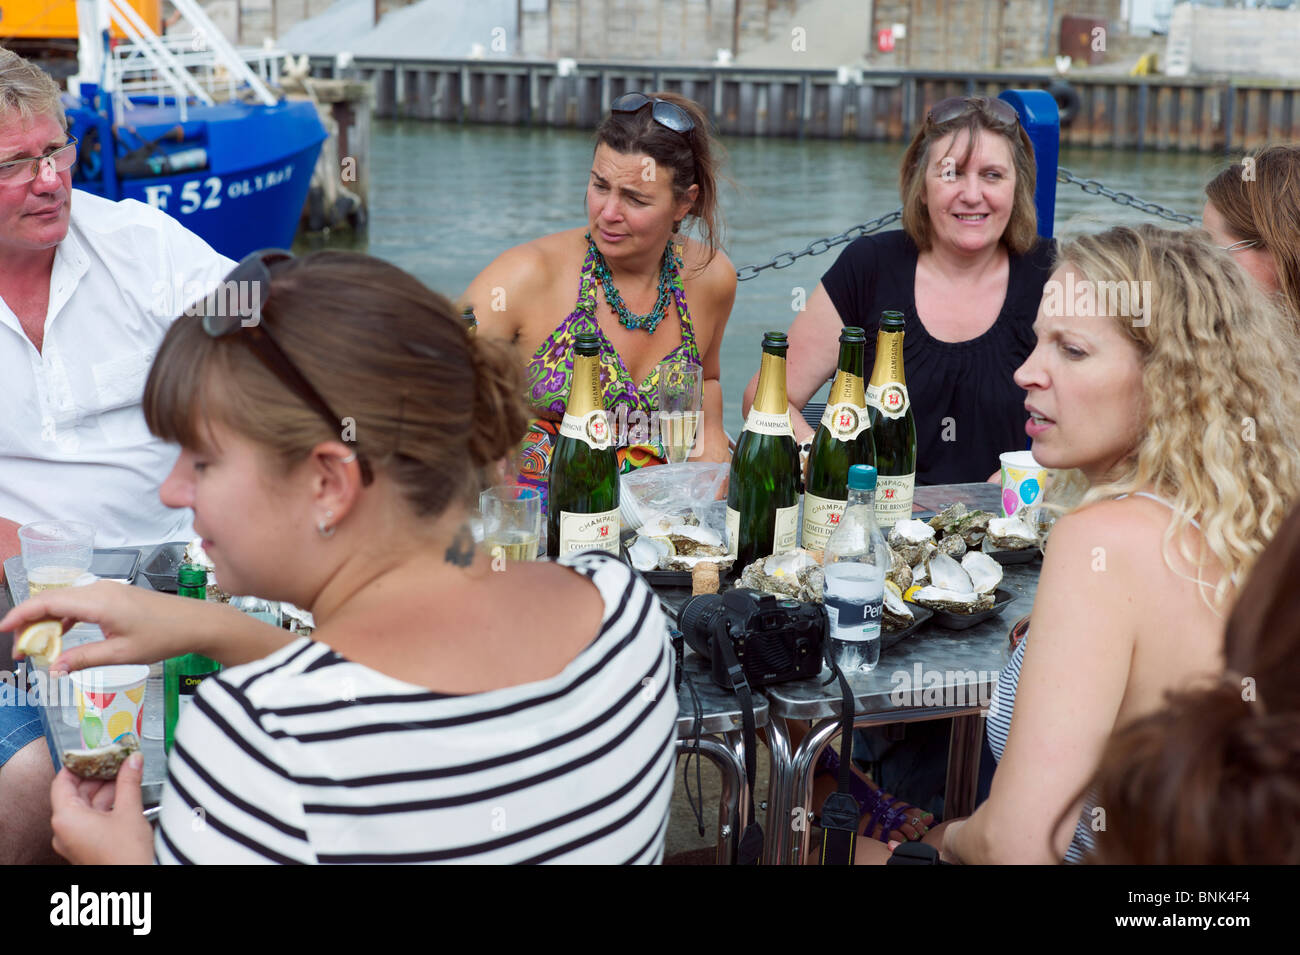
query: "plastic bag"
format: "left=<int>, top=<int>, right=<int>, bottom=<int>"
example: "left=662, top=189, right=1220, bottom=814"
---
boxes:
left=619, top=463, right=729, bottom=537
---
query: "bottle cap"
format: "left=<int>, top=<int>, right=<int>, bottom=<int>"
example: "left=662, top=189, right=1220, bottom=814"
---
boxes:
left=177, top=564, right=208, bottom=588
left=847, top=464, right=878, bottom=491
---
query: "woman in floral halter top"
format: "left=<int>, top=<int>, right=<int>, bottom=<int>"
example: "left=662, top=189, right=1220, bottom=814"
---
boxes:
left=462, top=91, right=737, bottom=514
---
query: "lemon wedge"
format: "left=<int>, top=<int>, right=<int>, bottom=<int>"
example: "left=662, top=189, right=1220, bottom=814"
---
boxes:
left=903, top=585, right=922, bottom=603
left=16, top=619, right=62, bottom=666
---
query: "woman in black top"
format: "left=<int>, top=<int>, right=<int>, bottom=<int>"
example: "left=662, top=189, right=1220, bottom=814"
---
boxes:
left=744, top=96, right=1055, bottom=485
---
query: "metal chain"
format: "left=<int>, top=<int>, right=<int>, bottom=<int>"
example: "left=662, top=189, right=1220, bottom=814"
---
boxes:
left=732, top=169, right=1195, bottom=281
left=733, top=209, right=902, bottom=282
left=1055, top=167, right=1197, bottom=225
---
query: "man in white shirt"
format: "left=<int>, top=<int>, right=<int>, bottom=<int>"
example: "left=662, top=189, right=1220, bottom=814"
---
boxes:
left=0, top=48, right=231, bottom=863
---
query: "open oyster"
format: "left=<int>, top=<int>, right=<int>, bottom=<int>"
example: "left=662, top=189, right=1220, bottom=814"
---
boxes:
left=955, top=510, right=994, bottom=547
left=883, top=585, right=914, bottom=630
left=928, top=502, right=968, bottom=534
left=909, top=553, right=996, bottom=614
left=736, top=549, right=824, bottom=602
left=886, top=547, right=913, bottom=592
left=888, top=519, right=936, bottom=565
left=983, top=516, right=1038, bottom=552
left=62, top=734, right=140, bottom=780
left=961, top=551, right=1003, bottom=596
left=937, top=534, right=967, bottom=560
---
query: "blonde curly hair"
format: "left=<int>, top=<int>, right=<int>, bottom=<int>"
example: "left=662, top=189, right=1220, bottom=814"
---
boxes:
left=1050, top=224, right=1300, bottom=611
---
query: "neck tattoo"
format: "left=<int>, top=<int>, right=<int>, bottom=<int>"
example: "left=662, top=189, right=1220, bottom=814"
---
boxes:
left=444, top=525, right=476, bottom=568
left=586, top=232, right=680, bottom=334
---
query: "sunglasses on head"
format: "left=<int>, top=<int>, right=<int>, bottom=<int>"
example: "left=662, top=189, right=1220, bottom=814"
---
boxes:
left=927, top=96, right=1020, bottom=129
left=611, top=92, right=695, bottom=135
left=199, top=249, right=375, bottom=486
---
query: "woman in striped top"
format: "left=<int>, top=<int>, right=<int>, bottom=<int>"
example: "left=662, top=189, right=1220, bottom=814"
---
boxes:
left=907, top=226, right=1300, bottom=865
left=10, top=251, right=677, bottom=864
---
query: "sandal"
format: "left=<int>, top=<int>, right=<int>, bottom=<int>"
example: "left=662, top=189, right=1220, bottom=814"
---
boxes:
left=815, top=747, right=934, bottom=842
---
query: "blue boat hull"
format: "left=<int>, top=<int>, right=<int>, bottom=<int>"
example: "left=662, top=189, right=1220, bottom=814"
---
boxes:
left=67, top=96, right=326, bottom=260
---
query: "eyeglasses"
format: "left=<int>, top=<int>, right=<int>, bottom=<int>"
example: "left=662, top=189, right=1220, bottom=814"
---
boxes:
left=0, top=137, right=78, bottom=185
left=1220, top=239, right=1259, bottom=253
left=199, top=249, right=374, bottom=486
left=611, top=92, right=695, bottom=135
left=927, top=97, right=1019, bottom=129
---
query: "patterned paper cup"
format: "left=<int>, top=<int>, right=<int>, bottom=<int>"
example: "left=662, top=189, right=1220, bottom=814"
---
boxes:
left=69, top=665, right=150, bottom=750
left=999, top=451, right=1048, bottom=518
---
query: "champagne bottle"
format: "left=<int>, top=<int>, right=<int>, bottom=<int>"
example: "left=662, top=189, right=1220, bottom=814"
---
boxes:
left=548, top=333, right=620, bottom=557
left=727, top=332, right=800, bottom=569
left=164, top=564, right=222, bottom=755
left=866, top=311, right=917, bottom=529
left=803, top=326, right=876, bottom=552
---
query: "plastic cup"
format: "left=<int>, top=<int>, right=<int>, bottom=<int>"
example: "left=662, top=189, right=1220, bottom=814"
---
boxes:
left=480, top=485, right=543, bottom=561
left=68, top=665, right=150, bottom=749
left=999, top=451, right=1048, bottom=518
left=18, top=521, right=95, bottom=594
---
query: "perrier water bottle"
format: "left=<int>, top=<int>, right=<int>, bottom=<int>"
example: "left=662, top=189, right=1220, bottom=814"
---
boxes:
left=865, top=311, right=917, bottom=529
left=728, top=332, right=800, bottom=569
left=802, top=326, right=876, bottom=552
left=164, top=564, right=222, bottom=754
left=548, top=333, right=619, bottom=557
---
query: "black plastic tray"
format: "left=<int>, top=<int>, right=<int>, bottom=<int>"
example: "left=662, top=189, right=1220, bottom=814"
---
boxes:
left=882, top=604, right=935, bottom=651
left=906, top=587, right=1015, bottom=630
left=139, top=541, right=189, bottom=593
left=986, top=546, right=1039, bottom=565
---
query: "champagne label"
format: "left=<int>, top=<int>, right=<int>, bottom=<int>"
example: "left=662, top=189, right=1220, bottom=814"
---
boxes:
left=873, top=473, right=915, bottom=528
left=743, top=408, right=793, bottom=437
left=726, top=506, right=740, bottom=557
left=773, top=503, right=799, bottom=554
left=866, top=383, right=911, bottom=419
left=558, top=508, right=620, bottom=555
left=801, top=492, right=847, bottom=552
left=559, top=409, right=612, bottom=450
left=819, top=402, right=870, bottom=441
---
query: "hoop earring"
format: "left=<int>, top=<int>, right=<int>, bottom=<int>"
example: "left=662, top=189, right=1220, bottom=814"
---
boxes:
left=317, top=508, right=336, bottom=538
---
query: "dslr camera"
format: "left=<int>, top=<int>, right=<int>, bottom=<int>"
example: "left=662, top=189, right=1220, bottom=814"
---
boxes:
left=679, top=588, right=825, bottom=689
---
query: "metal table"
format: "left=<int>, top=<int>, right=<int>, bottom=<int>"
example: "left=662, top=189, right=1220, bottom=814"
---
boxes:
left=4, top=552, right=168, bottom=810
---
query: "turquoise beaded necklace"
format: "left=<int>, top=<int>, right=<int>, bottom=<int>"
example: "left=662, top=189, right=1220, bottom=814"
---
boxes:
left=586, top=232, right=680, bottom=334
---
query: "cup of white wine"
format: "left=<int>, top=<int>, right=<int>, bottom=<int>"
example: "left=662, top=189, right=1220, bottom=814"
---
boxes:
left=19, top=520, right=95, bottom=595
left=479, top=486, right=543, bottom=562
left=656, top=361, right=703, bottom=465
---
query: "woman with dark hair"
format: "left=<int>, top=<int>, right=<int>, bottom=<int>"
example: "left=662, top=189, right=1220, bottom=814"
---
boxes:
left=1081, top=499, right=1300, bottom=865
left=743, top=95, right=1054, bottom=484
left=463, top=91, right=737, bottom=502
left=5, top=251, right=679, bottom=864
left=1203, top=143, right=1300, bottom=323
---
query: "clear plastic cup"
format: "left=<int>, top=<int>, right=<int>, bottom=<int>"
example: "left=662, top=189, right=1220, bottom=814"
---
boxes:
left=18, top=521, right=95, bottom=594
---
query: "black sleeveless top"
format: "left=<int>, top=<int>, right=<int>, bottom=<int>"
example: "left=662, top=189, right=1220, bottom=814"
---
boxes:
left=821, top=230, right=1056, bottom=486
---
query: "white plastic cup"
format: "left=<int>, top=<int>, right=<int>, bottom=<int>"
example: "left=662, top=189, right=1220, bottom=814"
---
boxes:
left=68, top=665, right=149, bottom=749
left=999, top=451, right=1048, bottom=518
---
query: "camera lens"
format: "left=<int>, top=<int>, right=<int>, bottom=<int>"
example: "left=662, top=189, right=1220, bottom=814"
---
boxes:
left=679, top=594, right=724, bottom=657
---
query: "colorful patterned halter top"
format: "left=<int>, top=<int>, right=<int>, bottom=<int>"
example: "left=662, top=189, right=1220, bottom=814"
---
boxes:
left=519, top=236, right=702, bottom=509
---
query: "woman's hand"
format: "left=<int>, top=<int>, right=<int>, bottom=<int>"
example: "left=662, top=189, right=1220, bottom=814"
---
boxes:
left=49, top=753, right=155, bottom=865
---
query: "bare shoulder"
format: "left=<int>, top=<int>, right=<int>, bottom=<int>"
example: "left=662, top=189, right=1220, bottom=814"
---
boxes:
left=462, top=228, right=586, bottom=339
left=1047, top=496, right=1196, bottom=572
left=680, top=239, right=737, bottom=295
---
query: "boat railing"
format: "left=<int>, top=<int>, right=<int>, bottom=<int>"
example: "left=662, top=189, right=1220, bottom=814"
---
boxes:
left=111, top=35, right=285, bottom=113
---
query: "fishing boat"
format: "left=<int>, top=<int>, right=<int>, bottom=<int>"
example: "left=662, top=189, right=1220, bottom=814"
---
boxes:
left=53, top=0, right=326, bottom=258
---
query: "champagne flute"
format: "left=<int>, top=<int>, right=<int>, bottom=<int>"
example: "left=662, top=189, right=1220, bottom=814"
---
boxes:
left=479, top=485, right=543, bottom=561
left=656, top=361, right=703, bottom=464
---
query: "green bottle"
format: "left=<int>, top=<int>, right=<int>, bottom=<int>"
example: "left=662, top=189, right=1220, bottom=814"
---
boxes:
left=727, top=332, right=800, bottom=569
left=547, top=333, right=620, bottom=557
left=461, top=305, right=478, bottom=336
left=802, top=326, right=876, bottom=552
left=865, top=311, right=917, bottom=529
left=164, top=564, right=222, bottom=755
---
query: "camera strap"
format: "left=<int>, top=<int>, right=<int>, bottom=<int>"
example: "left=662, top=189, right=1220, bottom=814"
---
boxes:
left=818, top=650, right=859, bottom=866
left=714, top=617, right=764, bottom=865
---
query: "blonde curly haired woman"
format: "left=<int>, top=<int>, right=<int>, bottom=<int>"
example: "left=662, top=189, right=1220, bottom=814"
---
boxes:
left=866, top=224, right=1300, bottom=864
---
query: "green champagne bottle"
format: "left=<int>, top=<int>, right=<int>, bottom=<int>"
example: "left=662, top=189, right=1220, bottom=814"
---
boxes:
left=727, top=332, right=800, bottom=569
left=548, top=333, right=620, bottom=557
left=164, top=564, right=222, bottom=755
left=802, top=326, right=876, bottom=552
left=865, top=311, right=917, bottom=529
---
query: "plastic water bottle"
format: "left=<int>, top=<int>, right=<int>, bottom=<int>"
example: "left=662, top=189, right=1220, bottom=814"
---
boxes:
left=822, top=464, right=889, bottom=673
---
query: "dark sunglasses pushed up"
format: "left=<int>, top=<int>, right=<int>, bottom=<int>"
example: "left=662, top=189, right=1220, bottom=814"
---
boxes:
left=611, top=92, right=695, bottom=136
left=926, top=96, right=1020, bottom=129
left=198, top=248, right=375, bottom=486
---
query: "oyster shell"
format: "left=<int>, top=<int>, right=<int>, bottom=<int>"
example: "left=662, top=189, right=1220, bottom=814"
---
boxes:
left=910, top=586, right=990, bottom=614
left=961, top=551, right=1003, bottom=596
left=912, top=561, right=930, bottom=587
left=886, top=548, right=913, bottom=591
left=984, top=516, right=1038, bottom=551
left=888, top=519, right=936, bottom=565
left=627, top=535, right=670, bottom=572
left=736, top=549, right=824, bottom=602
left=937, top=534, right=967, bottom=560
left=926, top=552, right=974, bottom=593
left=883, top=586, right=914, bottom=631
left=665, top=523, right=725, bottom=555
left=955, top=510, right=994, bottom=547
left=928, top=502, right=968, bottom=533
left=62, top=734, right=140, bottom=780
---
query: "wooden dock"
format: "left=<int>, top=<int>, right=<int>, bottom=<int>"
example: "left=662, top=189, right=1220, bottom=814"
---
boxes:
left=311, top=57, right=1300, bottom=154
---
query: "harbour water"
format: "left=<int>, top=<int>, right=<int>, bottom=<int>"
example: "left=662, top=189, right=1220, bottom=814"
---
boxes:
left=302, top=119, right=1227, bottom=428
